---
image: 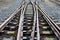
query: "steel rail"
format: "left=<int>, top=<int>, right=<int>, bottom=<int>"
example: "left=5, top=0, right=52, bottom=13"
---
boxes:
left=0, top=1, right=26, bottom=30
left=35, top=1, right=60, bottom=39
left=35, top=5, right=40, bottom=40
left=17, top=2, right=27, bottom=40
left=30, top=2, right=36, bottom=40
left=31, top=1, right=40, bottom=40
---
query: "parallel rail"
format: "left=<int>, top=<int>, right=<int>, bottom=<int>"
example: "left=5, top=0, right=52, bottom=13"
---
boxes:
left=35, top=1, right=60, bottom=40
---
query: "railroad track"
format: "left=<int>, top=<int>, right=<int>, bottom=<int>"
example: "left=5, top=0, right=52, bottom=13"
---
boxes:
left=31, top=1, right=60, bottom=40
left=38, top=6, right=58, bottom=40
left=34, top=1, right=60, bottom=40
left=0, top=0, right=60, bottom=40
left=0, top=1, right=27, bottom=40
left=0, top=10, right=20, bottom=40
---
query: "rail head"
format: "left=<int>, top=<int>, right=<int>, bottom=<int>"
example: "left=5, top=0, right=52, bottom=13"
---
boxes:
left=36, top=5, right=40, bottom=40
left=17, top=3, right=28, bottom=40
left=30, top=3, right=37, bottom=40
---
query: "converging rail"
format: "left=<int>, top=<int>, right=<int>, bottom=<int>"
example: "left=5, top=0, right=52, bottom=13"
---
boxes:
left=0, top=0, right=60, bottom=40
left=0, top=1, right=26, bottom=30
